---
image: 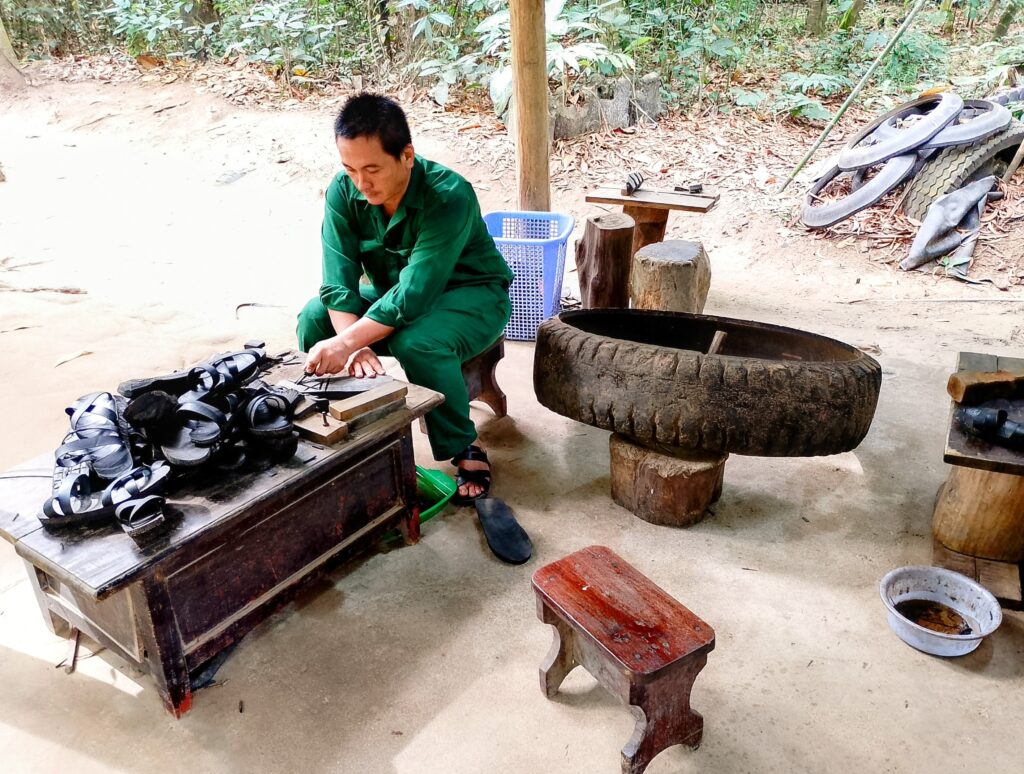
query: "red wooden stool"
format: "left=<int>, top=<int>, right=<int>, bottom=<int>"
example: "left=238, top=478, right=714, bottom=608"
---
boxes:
left=532, top=545, right=715, bottom=774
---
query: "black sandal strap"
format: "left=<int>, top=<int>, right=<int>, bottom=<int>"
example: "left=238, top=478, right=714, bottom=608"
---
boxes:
left=456, top=468, right=491, bottom=487
left=452, top=444, right=489, bottom=466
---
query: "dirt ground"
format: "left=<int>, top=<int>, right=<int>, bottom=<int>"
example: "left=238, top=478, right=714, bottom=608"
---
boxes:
left=2, top=68, right=1024, bottom=773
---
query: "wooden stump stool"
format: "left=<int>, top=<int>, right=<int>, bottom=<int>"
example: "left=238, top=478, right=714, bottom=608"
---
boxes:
left=575, top=212, right=636, bottom=309
left=610, top=434, right=726, bottom=527
left=419, top=337, right=507, bottom=433
left=463, top=336, right=508, bottom=419
left=533, top=546, right=715, bottom=774
left=630, top=240, right=711, bottom=314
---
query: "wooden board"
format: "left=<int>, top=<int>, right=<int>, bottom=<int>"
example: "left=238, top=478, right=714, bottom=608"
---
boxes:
left=944, top=351, right=1024, bottom=475
left=330, top=383, right=407, bottom=421
left=585, top=187, right=719, bottom=213
left=932, top=539, right=1022, bottom=610
left=294, top=412, right=350, bottom=445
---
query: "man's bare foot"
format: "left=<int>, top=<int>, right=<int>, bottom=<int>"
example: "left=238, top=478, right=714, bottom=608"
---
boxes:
left=452, top=441, right=491, bottom=503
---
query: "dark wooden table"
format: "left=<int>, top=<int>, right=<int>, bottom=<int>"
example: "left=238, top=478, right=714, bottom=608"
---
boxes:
left=0, top=379, right=442, bottom=717
left=944, top=351, right=1024, bottom=475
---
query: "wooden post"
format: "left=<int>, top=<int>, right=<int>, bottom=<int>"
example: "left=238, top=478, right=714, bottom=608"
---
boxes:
left=0, top=15, right=24, bottom=91
left=509, top=0, right=550, bottom=211
left=933, top=465, right=1024, bottom=562
left=576, top=212, right=635, bottom=308
left=631, top=240, right=712, bottom=314
left=622, top=204, right=668, bottom=258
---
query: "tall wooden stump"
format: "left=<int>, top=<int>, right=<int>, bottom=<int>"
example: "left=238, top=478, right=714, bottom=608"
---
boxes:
left=610, top=434, right=727, bottom=527
left=575, top=212, right=635, bottom=309
left=631, top=240, right=711, bottom=314
left=933, top=465, right=1024, bottom=562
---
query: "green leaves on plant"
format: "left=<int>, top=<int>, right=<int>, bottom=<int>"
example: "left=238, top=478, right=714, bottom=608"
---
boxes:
left=730, top=87, right=767, bottom=108
left=781, top=72, right=851, bottom=97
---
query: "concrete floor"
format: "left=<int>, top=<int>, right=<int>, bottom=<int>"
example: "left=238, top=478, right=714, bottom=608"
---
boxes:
left=2, top=82, right=1023, bottom=773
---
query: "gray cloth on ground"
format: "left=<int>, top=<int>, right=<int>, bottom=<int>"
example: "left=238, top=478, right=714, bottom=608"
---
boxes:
left=901, top=175, right=997, bottom=273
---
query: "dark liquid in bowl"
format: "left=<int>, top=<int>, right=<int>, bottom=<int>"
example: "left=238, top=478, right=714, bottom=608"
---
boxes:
left=895, top=599, right=973, bottom=635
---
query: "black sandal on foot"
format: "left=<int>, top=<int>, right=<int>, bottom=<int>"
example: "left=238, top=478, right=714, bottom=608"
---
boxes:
left=451, top=444, right=491, bottom=506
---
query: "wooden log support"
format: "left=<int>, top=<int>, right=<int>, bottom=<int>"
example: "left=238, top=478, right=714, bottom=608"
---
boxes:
left=630, top=240, right=711, bottom=314
left=623, top=204, right=668, bottom=259
left=931, top=539, right=1023, bottom=609
left=509, top=0, right=550, bottom=211
left=932, top=465, right=1024, bottom=562
left=610, top=434, right=726, bottom=527
left=576, top=212, right=636, bottom=309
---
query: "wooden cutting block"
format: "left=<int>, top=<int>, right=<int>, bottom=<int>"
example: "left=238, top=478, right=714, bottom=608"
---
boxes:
left=294, top=412, right=350, bottom=445
left=345, top=396, right=408, bottom=432
left=329, top=383, right=408, bottom=422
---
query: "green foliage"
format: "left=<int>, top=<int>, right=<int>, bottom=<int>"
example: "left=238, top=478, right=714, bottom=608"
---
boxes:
left=780, top=71, right=851, bottom=97
left=771, top=92, right=831, bottom=122
left=3, top=0, right=1023, bottom=122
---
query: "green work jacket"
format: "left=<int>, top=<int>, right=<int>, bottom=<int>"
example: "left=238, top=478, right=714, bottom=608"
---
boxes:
left=319, top=155, right=513, bottom=329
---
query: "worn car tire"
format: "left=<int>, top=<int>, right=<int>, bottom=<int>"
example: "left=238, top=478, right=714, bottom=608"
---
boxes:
left=838, top=93, right=963, bottom=171
left=534, top=310, right=882, bottom=458
left=802, top=154, right=917, bottom=229
left=902, top=120, right=1024, bottom=220
left=871, top=99, right=1011, bottom=150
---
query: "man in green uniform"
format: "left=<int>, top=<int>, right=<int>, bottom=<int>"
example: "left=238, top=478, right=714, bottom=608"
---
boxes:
left=298, top=93, right=513, bottom=504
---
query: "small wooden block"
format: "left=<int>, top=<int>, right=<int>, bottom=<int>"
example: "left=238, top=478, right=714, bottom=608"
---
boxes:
left=947, top=370, right=1024, bottom=404
left=344, top=396, right=406, bottom=432
left=294, top=413, right=350, bottom=445
left=329, top=383, right=408, bottom=422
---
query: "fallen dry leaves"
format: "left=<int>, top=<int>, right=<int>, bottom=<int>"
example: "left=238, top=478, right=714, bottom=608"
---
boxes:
left=22, top=55, right=1024, bottom=287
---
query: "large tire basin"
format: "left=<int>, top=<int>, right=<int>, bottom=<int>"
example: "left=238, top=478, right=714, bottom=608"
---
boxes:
left=533, top=309, right=882, bottom=457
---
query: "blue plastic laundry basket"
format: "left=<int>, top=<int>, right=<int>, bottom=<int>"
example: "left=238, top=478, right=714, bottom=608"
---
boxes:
left=484, top=211, right=575, bottom=341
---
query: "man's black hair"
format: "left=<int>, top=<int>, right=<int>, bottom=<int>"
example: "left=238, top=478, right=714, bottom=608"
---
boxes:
left=334, top=92, right=412, bottom=160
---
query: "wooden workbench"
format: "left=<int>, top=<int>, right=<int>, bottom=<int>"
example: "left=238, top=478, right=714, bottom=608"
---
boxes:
left=944, top=351, right=1024, bottom=475
left=584, top=186, right=719, bottom=259
left=0, top=379, right=442, bottom=716
left=933, top=351, right=1024, bottom=607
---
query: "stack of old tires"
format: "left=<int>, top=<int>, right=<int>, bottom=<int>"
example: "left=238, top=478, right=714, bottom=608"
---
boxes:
left=802, top=89, right=1024, bottom=228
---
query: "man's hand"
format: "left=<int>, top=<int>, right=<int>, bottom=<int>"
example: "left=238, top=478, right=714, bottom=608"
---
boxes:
left=348, top=347, right=385, bottom=378
left=305, top=336, right=355, bottom=376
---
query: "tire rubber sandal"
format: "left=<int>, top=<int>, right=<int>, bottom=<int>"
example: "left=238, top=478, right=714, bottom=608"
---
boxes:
left=38, top=471, right=112, bottom=530
left=247, top=430, right=299, bottom=471
left=160, top=423, right=215, bottom=468
left=55, top=392, right=134, bottom=480
left=178, top=348, right=266, bottom=404
left=451, top=444, right=491, bottom=506
left=118, top=368, right=193, bottom=399
left=474, top=497, right=533, bottom=565
left=101, top=463, right=172, bottom=538
left=243, top=392, right=293, bottom=438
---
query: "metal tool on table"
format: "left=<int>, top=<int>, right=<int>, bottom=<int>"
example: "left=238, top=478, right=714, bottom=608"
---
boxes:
left=279, top=373, right=395, bottom=400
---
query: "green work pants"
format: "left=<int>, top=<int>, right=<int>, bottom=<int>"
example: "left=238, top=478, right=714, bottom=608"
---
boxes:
left=297, top=283, right=511, bottom=461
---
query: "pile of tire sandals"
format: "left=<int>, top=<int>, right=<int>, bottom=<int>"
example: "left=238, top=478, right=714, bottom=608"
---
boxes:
left=802, top=88, right=1024, bottom=277
left=38, top=343, right=301, bottom=540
